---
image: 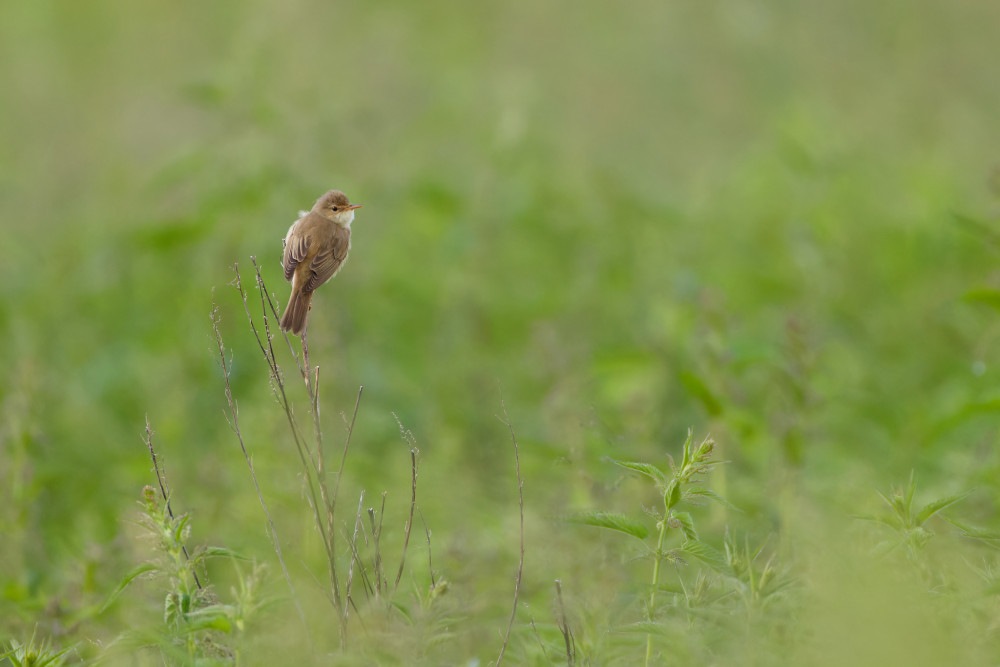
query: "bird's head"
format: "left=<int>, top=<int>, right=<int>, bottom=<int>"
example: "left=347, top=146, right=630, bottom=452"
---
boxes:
left=314, top=190, right=362, bottom=225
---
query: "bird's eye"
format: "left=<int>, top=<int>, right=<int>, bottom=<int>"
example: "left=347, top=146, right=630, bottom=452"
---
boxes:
left=332, top=206, right=339, bottom=211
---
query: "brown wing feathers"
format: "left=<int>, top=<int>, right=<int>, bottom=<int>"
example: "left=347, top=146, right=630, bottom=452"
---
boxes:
left=282, top=232, right=310, bottom=281
left=303, top=224, right=350, bottom=292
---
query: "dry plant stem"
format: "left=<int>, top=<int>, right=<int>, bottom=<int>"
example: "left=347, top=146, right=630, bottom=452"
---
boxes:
left=298, top=325, right=342, bottom=620
left=393, top=448, right=419, bottom=593
left=420, top=509, right=436, bottom=588
left=250, top=256, right=307, bottom=380
left=253, top=265, right=317, bottom=470
left=346, top=493, right=377, bottom=604
left=366, top=508, right=381, bottom=596
left=345, top=491, right=364, bottom=608
left=143, top=417, right=202, bottom=590
left=370, top=493, right=387, bottom=594
left=232, top=261, right=343, bottom=621
left=555, top=579, right=574, bottom=666
left=333, top=387, right=365, bottom=510
left=330, top=385, right=365, bottom=605
left=238, top=264, right=328, bottom=505
left=327, top=386, right=363, bottom=603
left=300, top=326, right=324, bottom=486
left=528, top=618, right=548, bottom=661
left=210, top=301, right=309, bottom=639
left=494, top=396, right=526, bottom=667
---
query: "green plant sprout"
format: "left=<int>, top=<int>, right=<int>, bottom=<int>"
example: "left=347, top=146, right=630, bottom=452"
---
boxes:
left=1, top=628, right=74, bottom=667
left=104, top=486, right=257, bottom=664
left=573, top=430, right=731, bottom=667
left=857, top=470, right=972, bottom=561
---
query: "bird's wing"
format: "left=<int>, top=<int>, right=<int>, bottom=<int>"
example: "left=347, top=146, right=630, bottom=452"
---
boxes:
left=303, top=225, right=351, bottom=292
left=283, top=220, right=311, bottom=282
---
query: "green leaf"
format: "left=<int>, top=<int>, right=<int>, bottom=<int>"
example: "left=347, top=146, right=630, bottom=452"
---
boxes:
left=609, top=459, right=667, bottom=486
left=182, top=608, right=234, bottom=633
left=678, top=540, right=728, bottom=573
left=172, top=514, right=192, bottom=545
left=685, top=487, right=740, bottom=511
left=876, top=490, right=908, bottom=525
left=672, top=511, right=698, bottom=541
left=915, top=490, right=973, bottom=526
left=680, top=428, right=694, bottom=469
left=99, top=563, right=159, bottom=613
left=567, top=511, right=649, bottom=541
left=390, top=600, right=414, bottom=623
left=664, top=480, right=681, bottom=510
left=693, top=435, right=716, bottom=462
left=903, top=470, right=917, bottom=518
left=200, top=546, right=250, bottom=560
left=946, top=517, right=1000, bottom=541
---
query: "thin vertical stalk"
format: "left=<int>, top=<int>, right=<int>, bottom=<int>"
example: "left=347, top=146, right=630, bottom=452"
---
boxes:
left=644, top=518, right=670, bottom=667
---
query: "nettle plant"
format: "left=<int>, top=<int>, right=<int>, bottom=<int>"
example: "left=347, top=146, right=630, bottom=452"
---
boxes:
left=858, top=470, right=973, bottom=570
left=576, top=431, right=733, bottom=665
left=107, top=485, right=264, bottom=665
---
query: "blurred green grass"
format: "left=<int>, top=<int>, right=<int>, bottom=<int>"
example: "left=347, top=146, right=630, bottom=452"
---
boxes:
left=2, top=0, right=1000, bottom=663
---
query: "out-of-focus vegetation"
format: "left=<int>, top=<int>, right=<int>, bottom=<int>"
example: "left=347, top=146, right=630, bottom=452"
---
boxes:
left=3, top=0, right=1000, bottom=663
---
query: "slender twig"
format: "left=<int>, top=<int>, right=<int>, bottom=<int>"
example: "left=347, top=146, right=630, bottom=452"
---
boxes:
left=333, top=387, right=364, bottom=509
left=327, top=385, right=363, bottom=611
left=253, top=263, right=317, bottom=465
left=495, top=392, right=525, bottom=667
left=346, top=490, right=371, bottom=608
left=301, top=327, right=324, bottom=480
left=210, top=298, right=308, bottom=638
left=250, top=256, right=307, bottom=381
left=420, top=509, right=436, bottom=589
left=528, top=618, right=548, bottom=662
left=555, top=579, right=575, bottom=666
left=328, top=385, right=364, bottom=609
left=143, top=417, right=202, bottom=590
left=393, top=442, right=419, bottom=594
left=368, top=493, right=387, bottom=594
left=366, top=507, right=379, bottom=596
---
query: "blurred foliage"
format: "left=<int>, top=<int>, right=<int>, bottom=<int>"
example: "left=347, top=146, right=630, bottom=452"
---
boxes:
left=2, top=0, right=1000, bottom=663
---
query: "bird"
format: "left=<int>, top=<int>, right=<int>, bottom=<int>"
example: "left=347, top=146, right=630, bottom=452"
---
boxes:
left=279, top=190, right=362, bottom=335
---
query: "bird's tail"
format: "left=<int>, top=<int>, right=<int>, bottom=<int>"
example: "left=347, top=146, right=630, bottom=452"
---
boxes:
left=280, top=289, right=313, bottom=335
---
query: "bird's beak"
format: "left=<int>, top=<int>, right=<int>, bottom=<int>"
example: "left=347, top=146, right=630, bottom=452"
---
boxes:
left=347, top=204, right=363, bottom=210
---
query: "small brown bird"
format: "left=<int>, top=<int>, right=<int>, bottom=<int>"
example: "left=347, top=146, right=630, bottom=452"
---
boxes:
left=280, top=190, right=362, bottom=335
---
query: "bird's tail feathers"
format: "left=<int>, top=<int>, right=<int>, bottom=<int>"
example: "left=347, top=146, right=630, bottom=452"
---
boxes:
left=280, top=289, right=313, bottom=336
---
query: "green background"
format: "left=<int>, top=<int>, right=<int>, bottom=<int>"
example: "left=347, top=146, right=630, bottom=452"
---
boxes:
left=3, top=1, right=1000, bottom=663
